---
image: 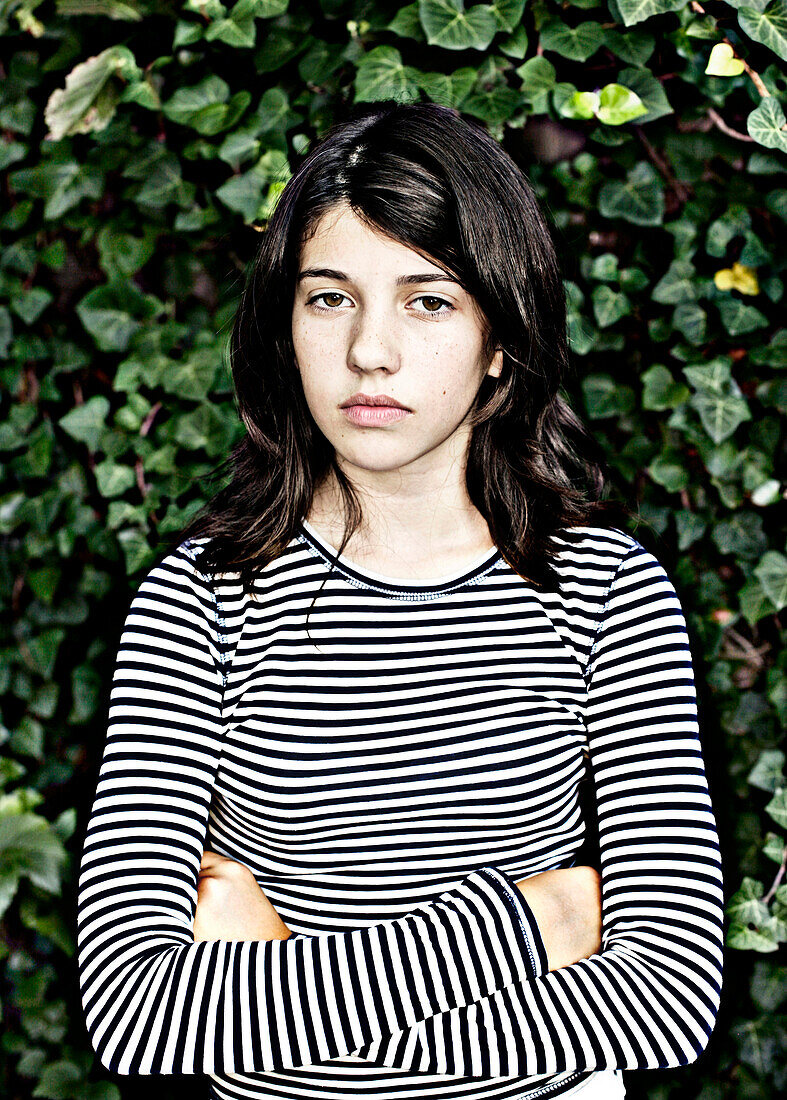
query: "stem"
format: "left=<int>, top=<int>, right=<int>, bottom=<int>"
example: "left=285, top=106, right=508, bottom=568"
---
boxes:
left=635, top=127, right=691, bottom=203
left=762, top=843, right=787, bottom=905
left=707, top=108, right=754, bottom=143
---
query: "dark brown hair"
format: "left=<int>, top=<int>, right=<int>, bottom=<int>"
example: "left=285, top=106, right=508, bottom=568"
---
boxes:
left=173, top=99, right=626, bottom=596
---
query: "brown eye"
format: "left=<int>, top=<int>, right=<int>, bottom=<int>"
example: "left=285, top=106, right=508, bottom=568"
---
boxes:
left=309, top=292, right=347, bottom=310
left=416, top=295, right=454, bottom=315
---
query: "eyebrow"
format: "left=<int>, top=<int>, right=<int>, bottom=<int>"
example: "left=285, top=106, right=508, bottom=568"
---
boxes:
left=297, top=267, right=462, bottom=287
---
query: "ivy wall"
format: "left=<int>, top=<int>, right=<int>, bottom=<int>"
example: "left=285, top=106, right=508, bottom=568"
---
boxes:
left=1, top=1, right=786, bottom=1097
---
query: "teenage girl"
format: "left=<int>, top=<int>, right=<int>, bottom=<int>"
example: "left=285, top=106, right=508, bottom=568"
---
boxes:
left=77, top=101, right=724, bottom=1100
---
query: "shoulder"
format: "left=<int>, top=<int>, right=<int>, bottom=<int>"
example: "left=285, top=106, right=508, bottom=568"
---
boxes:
left=547, top=524, right=644, bottom=589
left=547, top=524, right=680, bottom=613
left=551, top=524, right=641, bottom=558
left=129, top=538, right=222, bottom=622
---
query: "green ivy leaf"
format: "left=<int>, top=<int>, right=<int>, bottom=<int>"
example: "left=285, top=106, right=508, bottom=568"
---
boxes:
left=712, top=513, right=768, bottom=559
left=75, top=282, right=153, bottom=352
left=19, top=899, right=75, bottom=957
left=747, top=96, right=787, bottom=153
left=12, top=287, right=53, bottom=326
left=648, top=451, right=689, bottom=492
left=598, top=161, right=665, bottom=225
left=159, top=348, right=221, bottom=401
left=766, top=788, right=787, bottom=828
left=205, top=13, right=257, bottom=48
left=763, top=833, right=787, bottom=864
left=672, top=302, right=707, bottom=345
left=751, top=958, right=787, bottom=1010
left=387, top=2, right=428, bottom=41
left=298, top=40, right=346, bottom=87
left=415, top=68, right=477, bottom=107
left=652, top=259, right=698, bottom=303
left=748, top=749, right=786, bottom=792
left=0, top=813, right=68, bottom=895
left=31, top=1058, right=83, bottom=1098
left=489, top=0, right=525, bottom=32
left=727, top=876, right=770, bottom=924
left=94, top=460, right=136, bottom=499
left=129, top=152, right=184, bottom=209
left=255, top=24, right=312, bottom=71
left=43, top=46, right=141, bottom=141
left=615, top=0, right=687, bottom=28
left=171, top=404, right=239, bottom=457
left=754, top=550, right=787, bottom=611
left=560, top=90, right=599, bottom=119
left=95, top=225, right=158, bottom=278
left=675, top=510, right=707, bottom=550
left=750, top=329, right=787, bottom=367
left=717, top=297, right=769, bottom=335
left=690, top=388, right=751, bottom=442
left=499, top=22, right=528, bottom=57
left=354, top=46, right=421, bottom=102
left=540, top=20, right=604, bottom=61
left=418, top=0, right=499, bottom=51
left=727, top=921, right=779, bottom=951
left=9, top=159, right=105, bottom=220
left=738, top=576, right=777, bottom=625
left=581, top=373, right=635, bottom=418
left=174, top=18, right=204, bottom=47
left=738, top=2, right=787, bottom=63
left=63, top=0, right=145, bottom=17
left=517, top=56, right=556, bottom=100
left=591, top=284, right=632, bottom=326
left=603, top=28, right=655, bottom=66
left=684, top=359, right=752, bottom=442
left=596, top=83, right=648, bottom=125
left=117, top=527, right=154, bottom=574
left=215, top=163, right=269, bottom=220
left=162, top=75, right=230, bottom=127
left=246, top=0, right=290, bottom=16
left=58, top=397, right=110, bottom=452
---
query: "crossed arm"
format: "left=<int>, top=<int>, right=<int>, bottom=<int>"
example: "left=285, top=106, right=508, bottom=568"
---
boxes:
left=193, top=850, right=604, bottom=976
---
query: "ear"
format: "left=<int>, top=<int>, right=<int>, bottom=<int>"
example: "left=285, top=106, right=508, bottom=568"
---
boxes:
left=486, top=345, right=504, bottom=379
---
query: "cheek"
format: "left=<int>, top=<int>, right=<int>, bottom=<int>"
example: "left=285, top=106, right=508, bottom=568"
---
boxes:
left=430, top=348, right=485, bottom=406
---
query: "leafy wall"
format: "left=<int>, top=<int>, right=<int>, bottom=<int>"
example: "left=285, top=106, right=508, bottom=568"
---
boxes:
left=1, top=1, right=786, bottom=1097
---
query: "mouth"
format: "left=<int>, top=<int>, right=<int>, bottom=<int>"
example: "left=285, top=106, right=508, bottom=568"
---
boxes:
left=339, top=394, right=410, bottom=410
left=340, top=404, right=412, bottom=426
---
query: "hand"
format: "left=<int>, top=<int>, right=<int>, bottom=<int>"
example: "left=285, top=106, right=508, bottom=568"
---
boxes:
left=193, top=850, right=292, bottom=943
left=515, top=865, right=602, bottom=972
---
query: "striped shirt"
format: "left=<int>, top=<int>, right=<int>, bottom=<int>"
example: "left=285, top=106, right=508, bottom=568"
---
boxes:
left=77, top=521, right=724, bottom=1100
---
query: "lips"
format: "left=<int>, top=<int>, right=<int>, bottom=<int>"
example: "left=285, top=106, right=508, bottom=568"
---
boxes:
left=342, top=404, right=410, bottom=426
left=339, top=393, right=410, bottom=410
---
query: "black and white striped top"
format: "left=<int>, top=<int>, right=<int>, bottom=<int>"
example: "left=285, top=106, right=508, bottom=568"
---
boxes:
left=77, top=521, right=724, bottom=1100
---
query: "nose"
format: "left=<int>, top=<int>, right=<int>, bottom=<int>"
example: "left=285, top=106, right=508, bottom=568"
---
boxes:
left=347, top=305, right=401, bottom=376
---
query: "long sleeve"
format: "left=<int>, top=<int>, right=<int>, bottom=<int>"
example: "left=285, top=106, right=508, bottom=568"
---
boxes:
left=351, top=542, right=725, bottom=1075
left=76, top=543, right=545, bottom=1076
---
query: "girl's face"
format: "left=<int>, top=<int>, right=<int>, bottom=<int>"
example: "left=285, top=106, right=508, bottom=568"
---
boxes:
left=291, top=202, right=503, bottom=483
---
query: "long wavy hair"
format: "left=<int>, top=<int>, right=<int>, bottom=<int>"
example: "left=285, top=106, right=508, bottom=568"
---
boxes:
left=174, top=99, right=626, bottom=600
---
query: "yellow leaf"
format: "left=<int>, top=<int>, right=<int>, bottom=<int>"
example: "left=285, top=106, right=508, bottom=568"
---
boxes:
left=705, top=43, right=745, bottom=78
left=713, top=262, right=759, bottom=295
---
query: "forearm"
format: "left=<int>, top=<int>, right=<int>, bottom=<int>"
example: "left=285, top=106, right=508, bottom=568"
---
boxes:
left=197, top=859, right=602, bottom=972
left=515, top=865, right=602, bottom=972
left=80, top=864, right=542, bottom=1075
left=352, top=852, right=722, bottom=1077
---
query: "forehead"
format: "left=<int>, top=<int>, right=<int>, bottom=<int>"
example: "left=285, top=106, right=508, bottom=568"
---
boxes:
left=300, top=204, right=441, bottom=270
